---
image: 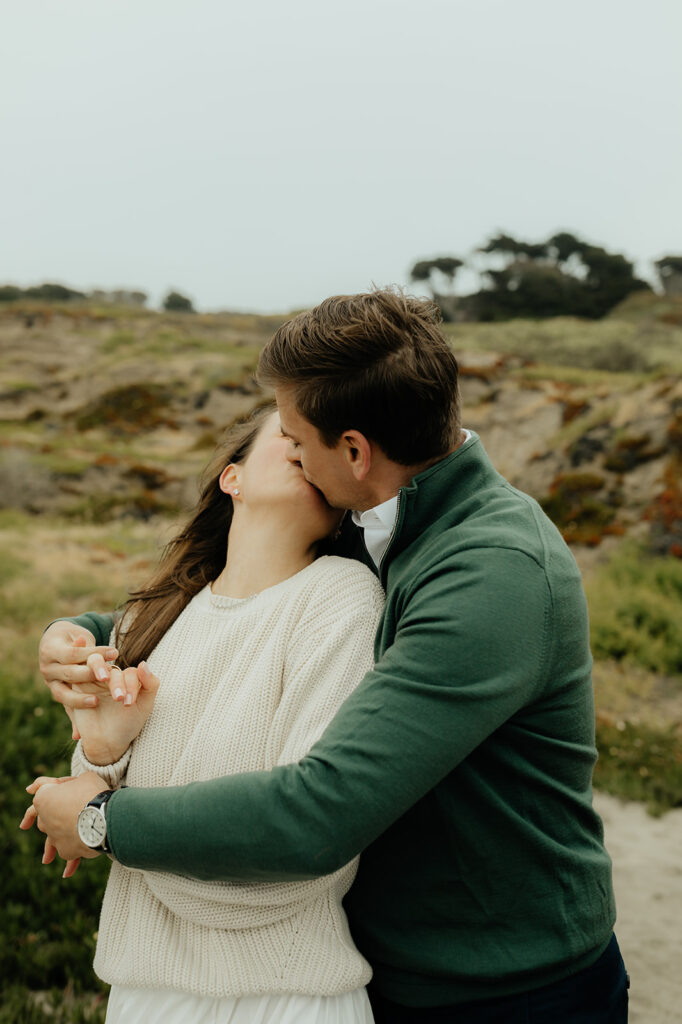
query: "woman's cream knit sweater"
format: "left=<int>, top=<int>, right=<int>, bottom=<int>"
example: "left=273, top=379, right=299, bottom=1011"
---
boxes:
left=72, top=555, right=385, bottom=999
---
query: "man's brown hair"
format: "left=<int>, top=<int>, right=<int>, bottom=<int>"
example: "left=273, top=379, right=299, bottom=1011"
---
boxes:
left=258, top=288, right=460, bottom=465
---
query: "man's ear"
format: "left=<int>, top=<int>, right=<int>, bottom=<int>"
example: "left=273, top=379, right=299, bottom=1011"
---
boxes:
left=219, top=464, right=241, bottom=496
left=340, top=430, right=372, bottom=482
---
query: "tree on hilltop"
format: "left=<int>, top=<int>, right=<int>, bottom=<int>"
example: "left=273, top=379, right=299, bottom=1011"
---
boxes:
left=473, top=231, right=650, bottom=320
left=409, top=257, right=463, bottom=321
left=409, top=232, right=651, bottom=321
left=90, top=289, right=148, bottom=307
left=162, top=289, right=195, bottom=313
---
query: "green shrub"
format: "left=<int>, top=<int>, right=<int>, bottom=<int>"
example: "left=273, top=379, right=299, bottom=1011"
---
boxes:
left=23, top=284, right=87, bottom=303
left=586, top=544, right=682, bottom=673
left=594, top=718, right=682, bottom=815
left=162, top=290, right=194, bottom=313
left=539, top=471, right=620, bottom=545
left=0, top=284, right=86, bottom=305
left=0, top=987, right=106, bottom=1023
left=0, top=676, right=109, bottom=996
left=73, top=384, right=175, bottom=433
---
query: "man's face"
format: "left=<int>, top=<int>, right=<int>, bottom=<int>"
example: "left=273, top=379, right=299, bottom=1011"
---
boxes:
left=276, top=387, right=360, bottom=510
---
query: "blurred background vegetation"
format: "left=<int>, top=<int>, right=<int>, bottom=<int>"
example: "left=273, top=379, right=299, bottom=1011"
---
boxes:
left=0, top=274, right=680, bottom=1019
left=410, top=231, right=682, bottom=323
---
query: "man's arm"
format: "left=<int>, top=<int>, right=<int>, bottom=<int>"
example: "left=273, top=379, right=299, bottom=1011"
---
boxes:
left=55, top=612, right=115, bottom=647
left=105, top=548, right=559, bottom=881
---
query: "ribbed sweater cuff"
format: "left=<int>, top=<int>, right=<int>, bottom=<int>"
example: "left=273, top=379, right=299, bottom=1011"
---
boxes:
left=71, top=741, right=132, bottom=790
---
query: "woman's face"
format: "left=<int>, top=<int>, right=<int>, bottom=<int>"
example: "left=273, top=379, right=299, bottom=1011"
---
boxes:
left=233, top=413, right=343, bottom=540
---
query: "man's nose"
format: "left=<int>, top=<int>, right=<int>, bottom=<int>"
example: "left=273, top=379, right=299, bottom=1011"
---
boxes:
left=286, top=443, right=301, bottom=465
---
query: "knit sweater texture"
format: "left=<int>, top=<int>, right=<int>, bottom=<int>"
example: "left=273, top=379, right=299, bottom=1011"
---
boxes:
left=72, top=556, right=385, bottom=998
left=72, top=434, right=616, bottom=1007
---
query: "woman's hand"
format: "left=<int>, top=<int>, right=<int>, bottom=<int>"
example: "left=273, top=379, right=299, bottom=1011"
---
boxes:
left=73, top=661, right=160, bottom=766
left=20, top=774, right=107, bottom=868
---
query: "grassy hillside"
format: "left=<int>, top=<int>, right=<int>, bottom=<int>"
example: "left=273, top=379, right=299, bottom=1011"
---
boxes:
left=443, top=291, right=682, bottom=374
left=1, top=294, right=680, bottom=1019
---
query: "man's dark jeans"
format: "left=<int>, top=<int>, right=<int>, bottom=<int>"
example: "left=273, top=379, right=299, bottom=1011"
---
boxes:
left=368, top=934, right=629, bottom=1023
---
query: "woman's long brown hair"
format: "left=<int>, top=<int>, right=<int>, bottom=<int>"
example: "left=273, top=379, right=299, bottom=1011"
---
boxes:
left=115, top=403, right=275, bottom=668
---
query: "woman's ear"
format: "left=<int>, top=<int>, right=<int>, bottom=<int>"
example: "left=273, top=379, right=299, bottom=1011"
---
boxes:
left=219, top=464, right=241, bottom=498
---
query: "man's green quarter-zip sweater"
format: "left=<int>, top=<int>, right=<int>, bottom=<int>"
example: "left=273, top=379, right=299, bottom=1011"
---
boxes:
left=70, top=434, right=616, bottom=1007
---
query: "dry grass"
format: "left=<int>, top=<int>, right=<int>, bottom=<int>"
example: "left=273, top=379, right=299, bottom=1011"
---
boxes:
left=443, top=293, right=682, bottom=375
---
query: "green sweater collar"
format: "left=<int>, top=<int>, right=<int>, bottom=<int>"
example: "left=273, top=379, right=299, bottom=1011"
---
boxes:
left=379, top=432, right=502, bottom=579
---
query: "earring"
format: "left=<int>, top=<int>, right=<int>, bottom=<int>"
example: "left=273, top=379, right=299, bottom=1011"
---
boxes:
left=233, top=489, right=240, bottom=496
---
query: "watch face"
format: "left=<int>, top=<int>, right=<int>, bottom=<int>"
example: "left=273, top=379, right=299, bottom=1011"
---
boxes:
left=77, top=806, right=106, bottom=848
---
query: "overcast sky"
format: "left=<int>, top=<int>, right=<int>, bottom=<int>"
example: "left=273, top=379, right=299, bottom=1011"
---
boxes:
left=2, top=0, right=681, bottom=312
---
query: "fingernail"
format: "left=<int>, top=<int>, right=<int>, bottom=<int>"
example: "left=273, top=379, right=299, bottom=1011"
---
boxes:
left=106, top=648, right=118, bottom=658
left=85, top=696, right=97, bottom=707
left=95, top=668, right=109, bottom=681
left=124, top=693, right=133, bottom=706
left=62, top=868, right=68, bottom=879
left=42, top=853, right=49, bottom=865
left=113, top=688, right=124, bottom=700
left=139, top=661, right=147, bottom=672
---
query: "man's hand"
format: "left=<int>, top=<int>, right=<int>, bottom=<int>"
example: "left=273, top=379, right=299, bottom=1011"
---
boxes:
left=39, top=621, right=119, bottom=717
left=19, top=776, right=82, bottom=876
left=40, top=622, right=120, bottom=741
left=20, top=773, right=110, bottom=863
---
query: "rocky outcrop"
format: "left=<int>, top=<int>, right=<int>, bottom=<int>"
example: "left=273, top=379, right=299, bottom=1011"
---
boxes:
left=458, top=351, right=681, bottom=555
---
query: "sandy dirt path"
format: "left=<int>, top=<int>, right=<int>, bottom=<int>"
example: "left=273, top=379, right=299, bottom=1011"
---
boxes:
left=594, top=792, right=682, bottom=1023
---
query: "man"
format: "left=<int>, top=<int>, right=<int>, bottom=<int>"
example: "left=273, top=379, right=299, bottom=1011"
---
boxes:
left=31, top=289, right=627, bottom=1022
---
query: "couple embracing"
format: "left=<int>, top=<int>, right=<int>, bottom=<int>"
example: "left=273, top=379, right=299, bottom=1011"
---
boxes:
left=24, top=289, right=627, bottom=1023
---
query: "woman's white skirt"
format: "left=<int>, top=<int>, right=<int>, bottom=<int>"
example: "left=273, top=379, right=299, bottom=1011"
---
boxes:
left=105, top=984, right=375, bottom=1024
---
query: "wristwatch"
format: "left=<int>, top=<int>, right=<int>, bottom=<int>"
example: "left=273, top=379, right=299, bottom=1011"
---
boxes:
left=77, top=789, right=116, bottom=853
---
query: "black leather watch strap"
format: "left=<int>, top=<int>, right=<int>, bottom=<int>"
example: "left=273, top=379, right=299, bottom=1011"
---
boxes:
left=85, top=789, right=119, bottom=853
left=87, top=789, right=117, bottom=812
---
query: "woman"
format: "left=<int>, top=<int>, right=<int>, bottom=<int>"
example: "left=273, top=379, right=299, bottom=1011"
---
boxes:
left=25, top=404, right=384, bottom=1024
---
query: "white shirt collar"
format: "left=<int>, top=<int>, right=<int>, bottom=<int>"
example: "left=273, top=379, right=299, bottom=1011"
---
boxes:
left=351, top=497, right=399, bottom=569
left=351, top=430, right=472, bottom=567
left=351, top=495, right=399, bottom=532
